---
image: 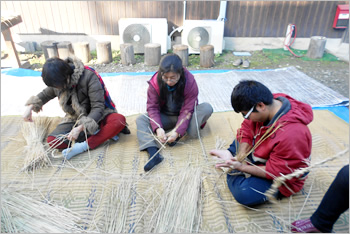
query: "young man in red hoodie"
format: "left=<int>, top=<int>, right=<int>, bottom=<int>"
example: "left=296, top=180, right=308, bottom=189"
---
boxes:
left=210, top=80, right=313, bottom=206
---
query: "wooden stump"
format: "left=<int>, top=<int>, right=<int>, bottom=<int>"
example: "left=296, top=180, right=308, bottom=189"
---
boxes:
left=96, top=41, right=112, bottom=64
left=57, top=41, right=74, bottom=60
left=306, top=36, right=327, bottom=59
left=144, top=43, right=161, bottom=66
left=200, top=45, right=214, bottom=68
left=40, top=41, right=58, bottom=60
left=120, top=43, right=136, bottom=65
left=73, top=42, right=91, bottom=63
left=173, top=44, right=189, bottom=66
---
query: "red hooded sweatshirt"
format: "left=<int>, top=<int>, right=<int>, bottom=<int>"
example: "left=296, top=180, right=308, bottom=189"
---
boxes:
left=237, top=93, right=313, bottom=197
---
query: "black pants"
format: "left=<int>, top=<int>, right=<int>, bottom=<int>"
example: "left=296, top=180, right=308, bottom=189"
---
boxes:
left=311, top=164, right=349, bottom=232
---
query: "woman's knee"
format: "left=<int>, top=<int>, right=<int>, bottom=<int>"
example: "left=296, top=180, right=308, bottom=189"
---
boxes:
left=136, top=114, right=149, bottom=127
left=199, top=102, right=213, bottom=115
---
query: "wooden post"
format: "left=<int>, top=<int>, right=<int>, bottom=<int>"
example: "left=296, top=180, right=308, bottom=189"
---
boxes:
left=306, top=36, right=327, bottom=59
left=173, top=44, right=189, bottom=66
left=1, top=14, right=22, bottom=68
left=57, top=41, right=74, bottom=60
left=96, top=41, right=112, bottom=64
left=144, top=43, right=161, bottom=66
left=73, top=42, right=91, bottom=63
left=200, top=45, right=214, bottom=68
left=2, top=28, right=21, bottom=68
left=40, top=40, right=58, bottom=60
left=120, top=43, right=136, bottom=65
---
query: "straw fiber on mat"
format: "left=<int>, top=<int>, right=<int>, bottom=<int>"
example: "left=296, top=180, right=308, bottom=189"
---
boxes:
left=1, top=110, right=349, bottom=233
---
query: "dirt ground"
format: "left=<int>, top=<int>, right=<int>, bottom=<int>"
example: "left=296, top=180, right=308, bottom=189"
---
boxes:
left=19, top=49, right=350, bottom=98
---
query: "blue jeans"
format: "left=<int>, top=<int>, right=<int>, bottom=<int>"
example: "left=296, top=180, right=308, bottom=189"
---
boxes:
left=311, top=164, right=349, bottom=232
left=226, top=140, right=283, bottom=207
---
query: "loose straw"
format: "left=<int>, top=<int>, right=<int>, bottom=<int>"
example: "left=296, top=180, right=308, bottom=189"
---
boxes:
left=1, top=190, right=84, bottom=233
left=265, top=148, right=349, bottom=203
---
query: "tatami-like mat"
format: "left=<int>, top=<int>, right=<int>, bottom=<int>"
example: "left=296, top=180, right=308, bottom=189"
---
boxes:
left=1, top=110, right=348, bottom=232
left=2, top=67, right=348, bottom=117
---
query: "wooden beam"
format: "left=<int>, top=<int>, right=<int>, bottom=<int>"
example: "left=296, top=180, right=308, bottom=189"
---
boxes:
left=2, top=28, right=21, bottom=68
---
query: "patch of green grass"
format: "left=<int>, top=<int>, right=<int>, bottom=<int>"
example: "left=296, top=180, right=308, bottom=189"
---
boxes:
left=90, top=50, right=97, bottom=59
left=188, top=54, right=200, bottom=67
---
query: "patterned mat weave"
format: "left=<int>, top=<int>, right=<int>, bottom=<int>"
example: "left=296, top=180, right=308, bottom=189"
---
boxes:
left=1, top=110, right=349, bottom=233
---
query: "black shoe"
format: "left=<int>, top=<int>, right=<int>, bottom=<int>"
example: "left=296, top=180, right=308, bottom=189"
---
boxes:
left=144, top=154, right=164, bottom=172
left=121, top=125, right=131, bottom=134
left=167, top=136, right=181, bottom=147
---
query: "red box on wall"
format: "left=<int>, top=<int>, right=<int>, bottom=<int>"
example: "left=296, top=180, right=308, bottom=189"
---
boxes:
left=333, top=4, right=349, bottom=29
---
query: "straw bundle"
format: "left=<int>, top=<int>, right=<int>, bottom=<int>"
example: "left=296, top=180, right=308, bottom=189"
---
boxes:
left=102, top=180, right=133, bottom=233
left=1, top=190, right=84, bottom=233
left=21, top=117, right=52, bottom=171
left=147, top=165, right=203, bottom=233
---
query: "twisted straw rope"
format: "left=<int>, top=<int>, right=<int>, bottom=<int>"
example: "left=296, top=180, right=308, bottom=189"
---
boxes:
left=265, top=148, right=349, bottom=203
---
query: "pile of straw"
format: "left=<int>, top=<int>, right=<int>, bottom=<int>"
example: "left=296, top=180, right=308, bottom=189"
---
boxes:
left=102, top=180, right=133, bottom=233
left=147, top=165, right=203, bottom=233
left=1, top=190, right=84, bottom=233
left=21, top=117, right=52, bottom=171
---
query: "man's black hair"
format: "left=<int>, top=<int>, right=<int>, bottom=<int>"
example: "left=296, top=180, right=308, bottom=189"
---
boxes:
left=41, top=57, right=74, bottom=89
left=231, top=80, right=273, bottom=113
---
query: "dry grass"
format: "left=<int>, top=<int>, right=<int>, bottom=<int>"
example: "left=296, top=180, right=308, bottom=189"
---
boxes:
left=21, top=117, right=53, bottom=171
left=1, top=190, right=84, bottom=233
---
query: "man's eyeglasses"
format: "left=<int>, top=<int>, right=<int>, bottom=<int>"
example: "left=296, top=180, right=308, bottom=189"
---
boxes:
left=243, top=105, right=255, bottom=119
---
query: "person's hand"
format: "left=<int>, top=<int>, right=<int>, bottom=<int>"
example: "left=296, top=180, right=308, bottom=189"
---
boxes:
left=156, top=128, right=167, bottom=143
left=67, top=125, right=84, bottom=141
left=23, top=105, right=34, bottom=122
left=166, top=131, right=179, bottom=143
left=209, top=149, right=236, bottom=168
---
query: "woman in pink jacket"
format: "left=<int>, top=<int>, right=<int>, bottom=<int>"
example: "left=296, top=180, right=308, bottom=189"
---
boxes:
left=136, top=54, right=213, bottom=171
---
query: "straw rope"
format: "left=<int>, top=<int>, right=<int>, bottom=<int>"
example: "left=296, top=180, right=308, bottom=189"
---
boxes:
left=265, top=148, right=349, bottom=203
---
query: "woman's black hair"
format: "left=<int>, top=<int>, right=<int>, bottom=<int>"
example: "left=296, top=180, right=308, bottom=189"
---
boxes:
left=156, top=54, right=185, bottom=103
left=41, top=57, right=74, bottom=89
left=231, top=80, right=273, bottom=113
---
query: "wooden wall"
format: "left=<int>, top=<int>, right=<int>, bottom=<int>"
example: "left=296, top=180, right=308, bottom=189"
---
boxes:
left=1, top=1, right=348, bottom=39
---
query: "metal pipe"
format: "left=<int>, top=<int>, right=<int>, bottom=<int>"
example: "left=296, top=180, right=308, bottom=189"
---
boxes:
left=183, top=1, right=186, bottom=23
left=217, top=1, right=227, bottom=21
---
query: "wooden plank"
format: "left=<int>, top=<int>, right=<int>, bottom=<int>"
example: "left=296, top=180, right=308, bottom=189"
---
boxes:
left=94, top=1, right=105, bottom=35
left=88, top=1, right=99, bottom=35
left=55, top=1, right=70, bottom=33
left=65, top=1, right=78, bottom=34
left=2, top=28, right=21, bottom=67
left=263, top=2, right=277, bottom=37
left=42, top=1, right=57, bottom=34
left=241, top=1, right=249, bottom=37
left=1, top=14, right=22, bottom=31
left=3, top=1, right=21, bottom=34
left=275, top=1, right=286, bottom=37
left=102, top=1, right=113, bottom=35
left=124, top=1, right=133, bottom=18
left=110, top=1, right=119, bottom=35
left=27, top=1, right=41, bottom=34
left=80, top=1, right=92, bottom=35
left=71, top=1, right=85, bottom=34
left=17, top=1, right=34, bottom=33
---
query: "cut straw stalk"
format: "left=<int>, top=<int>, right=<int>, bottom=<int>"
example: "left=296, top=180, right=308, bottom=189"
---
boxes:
left=1, top=190, right=84, bottom=233
left=144, top=165, right=203, bottom=233
left=265, top=148, right=349, bottom=203
left=21, top=117, right=53, bottom=171
left=102, top=180, right=133, bottom=233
